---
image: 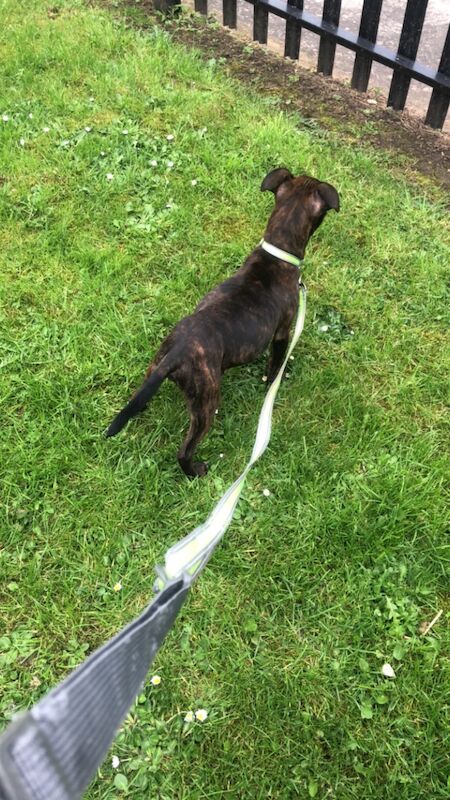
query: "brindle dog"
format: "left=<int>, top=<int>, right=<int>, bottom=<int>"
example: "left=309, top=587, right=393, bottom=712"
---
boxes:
left=106, top=168, right=339, bottom=476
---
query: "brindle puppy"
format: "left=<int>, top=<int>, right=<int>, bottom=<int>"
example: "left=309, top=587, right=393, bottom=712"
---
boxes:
left=107, top=168, right=339, bottom=476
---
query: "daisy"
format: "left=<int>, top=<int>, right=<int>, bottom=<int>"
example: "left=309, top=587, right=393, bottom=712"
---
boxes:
left=381, top=663, right=396, bottom=679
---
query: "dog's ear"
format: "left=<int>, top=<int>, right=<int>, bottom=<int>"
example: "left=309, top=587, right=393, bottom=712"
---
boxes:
left=261, top=168, right=294, bottom=195
left=314, top=182, right=340, bottom=213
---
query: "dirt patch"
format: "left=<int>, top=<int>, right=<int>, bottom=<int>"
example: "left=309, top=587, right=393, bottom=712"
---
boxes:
left=97, top=1, right=450, bottom=192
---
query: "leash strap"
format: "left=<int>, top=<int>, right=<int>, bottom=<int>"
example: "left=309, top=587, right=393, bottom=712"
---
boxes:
left=0, top=283, right=307, bottom=800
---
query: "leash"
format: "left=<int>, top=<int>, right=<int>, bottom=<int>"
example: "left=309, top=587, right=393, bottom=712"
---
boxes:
left=0, top=280, right=307, bottom=800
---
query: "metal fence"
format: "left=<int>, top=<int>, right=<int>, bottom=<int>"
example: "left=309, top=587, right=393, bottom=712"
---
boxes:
left=158, top=0, right=450, bottom=130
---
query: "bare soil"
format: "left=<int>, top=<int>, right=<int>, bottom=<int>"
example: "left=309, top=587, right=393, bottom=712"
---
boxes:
left=99, top=1, right=450, bottom=192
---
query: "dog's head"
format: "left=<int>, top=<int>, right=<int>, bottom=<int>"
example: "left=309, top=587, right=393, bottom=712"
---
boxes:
left=261, top=168, right=339, bottom=259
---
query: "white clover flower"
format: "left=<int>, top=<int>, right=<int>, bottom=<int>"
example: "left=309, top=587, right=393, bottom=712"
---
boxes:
left=85, top=126, right=91, bottom=133
left=381, top=663, right=396, bottom=679
left=262, top=375, right=268, bottom=383
left=214, top=409, right=219, bottom=415
left=150, top=675, right=161, bottom=686
left=184, top=711, right=195, bottom=723
left=289, top=355, right=294, bottom=361
left=195, top=709, right=208, bottom=722
left=28, top=113, right=33, bottom=119
left=319, top=324, right=329, bottom=332
left=191, top=179, right=198, bottom=186
left=106, top=173, right=114, bottom=181
left=19, top=138, right=25, bottom=146
left=61, top=139, right=70, bottom=146
left=166, top=134, right=174, bottom=141
left=111, top=755, right=120, bottom=769
left=122, top=129, right=128, bottom=135
left=42, top=126, right=50, bottom=133
left=2, top=114, right=9, bottom=122
left=262, top=488, right=271, bottom=497
left=89, top=97, right=94, bottom=102
left=150, top=159, right=157, bottom=166
left=113, top=581, right=122, bottom=592
left=219, top=453, right=224, bottom=458
left=100, top=151, right=106, bottom=156
left=167, top=160, right=174, bottom=168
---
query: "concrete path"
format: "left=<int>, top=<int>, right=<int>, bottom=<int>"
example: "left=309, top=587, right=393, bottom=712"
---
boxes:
left=206, top=0, right=449, bottom=131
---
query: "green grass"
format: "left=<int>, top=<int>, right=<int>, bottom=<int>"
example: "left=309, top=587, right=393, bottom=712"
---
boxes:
left=0, top=1, right=449, bottom=798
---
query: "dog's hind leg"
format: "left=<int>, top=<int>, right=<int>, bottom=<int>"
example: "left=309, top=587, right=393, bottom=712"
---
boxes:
left=177, top=388, right=219, bottom=478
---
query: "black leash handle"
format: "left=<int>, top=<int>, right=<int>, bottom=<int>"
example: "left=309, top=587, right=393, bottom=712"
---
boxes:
left=0, top=578, right=189, bottom=800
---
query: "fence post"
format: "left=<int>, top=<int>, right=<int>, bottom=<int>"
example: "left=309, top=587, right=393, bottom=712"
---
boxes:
left=318, top=0, right=342, bottom=76
left=388, top=0, right=429, bottom=111
left=425, top=23, right=450, bottom=129
left=223, top=0, right=237, bottom=29
left=254, top=1, right=269, bottom=45
left=153, top=0, right=182, bottom=12
left=194, top=0, right=208, bottom=15
left=351, top=0, right=383, bottom=92
left=284, top=0, right=303, bottom=61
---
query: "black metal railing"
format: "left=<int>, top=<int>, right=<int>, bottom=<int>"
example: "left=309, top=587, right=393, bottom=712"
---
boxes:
left=158, top=0, right=450, bottom=130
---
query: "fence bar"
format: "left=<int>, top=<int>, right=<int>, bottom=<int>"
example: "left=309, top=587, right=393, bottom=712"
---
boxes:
left=254, top=1, right=269, bottom=45
left=194, top=0, right=208, bottom=14
left=223, top=0, right=237, bottom=28
left=425, top=23, right=450, bottom=128
left=318, top=0, right=342, bottom=76
left=351, top=0, right=383, bottom=92
left=243, top=0, right=450, bottom=92
left=388, top=0, right=429, bottom=111
left=284, top=0, right=303, bottom=60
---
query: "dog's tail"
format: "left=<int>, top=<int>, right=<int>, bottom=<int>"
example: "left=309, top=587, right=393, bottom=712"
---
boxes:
left=106, top=355, right=174, bottom=438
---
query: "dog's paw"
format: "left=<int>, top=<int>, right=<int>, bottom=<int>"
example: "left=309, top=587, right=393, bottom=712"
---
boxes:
left=190, top=461, right=209, bottom=478
left=179, top=457, right=209, bottom=478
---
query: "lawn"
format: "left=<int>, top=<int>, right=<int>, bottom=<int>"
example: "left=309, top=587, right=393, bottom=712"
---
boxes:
left=0, top=1, right=448, bottom=798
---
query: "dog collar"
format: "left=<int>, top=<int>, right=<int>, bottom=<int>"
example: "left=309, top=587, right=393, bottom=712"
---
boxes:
left=259, top=239, right=302, bottom=268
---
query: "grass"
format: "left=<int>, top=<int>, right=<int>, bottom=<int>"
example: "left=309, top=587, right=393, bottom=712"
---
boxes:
left=0, top=1, right=449, bottom=798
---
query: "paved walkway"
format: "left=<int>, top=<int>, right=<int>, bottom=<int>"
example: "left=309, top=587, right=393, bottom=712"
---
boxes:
left=206, top=0, right=449, bottom=131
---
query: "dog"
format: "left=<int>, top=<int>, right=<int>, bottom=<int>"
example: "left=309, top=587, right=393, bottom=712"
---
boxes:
left=106, top=168, right=339, bottom=476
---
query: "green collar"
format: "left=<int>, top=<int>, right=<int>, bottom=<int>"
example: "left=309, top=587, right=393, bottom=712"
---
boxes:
left=259, top=239, right=302, bottom=268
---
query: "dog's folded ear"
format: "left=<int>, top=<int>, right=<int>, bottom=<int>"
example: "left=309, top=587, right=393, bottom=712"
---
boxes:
left=316, top=182, right=340, bottom=213
left=261, top=168, right=294, bottom=195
